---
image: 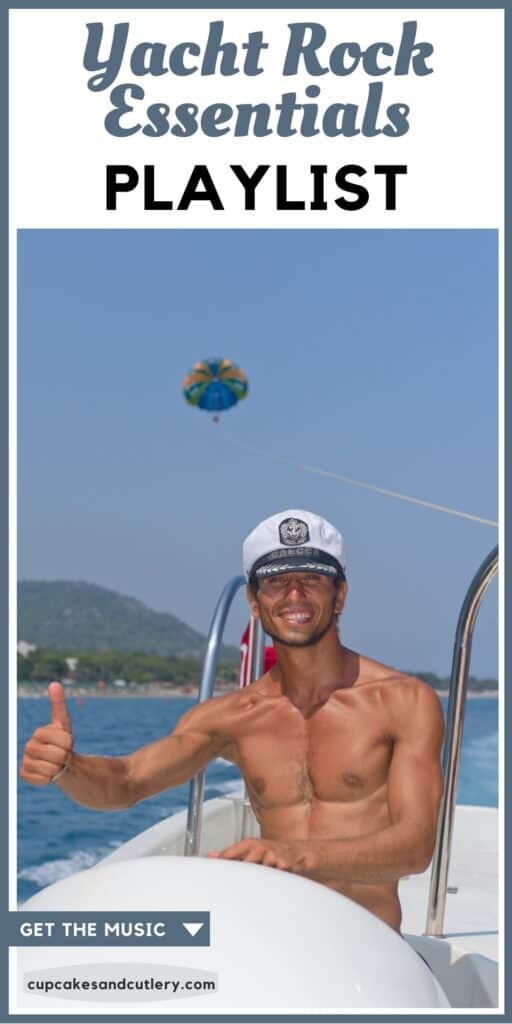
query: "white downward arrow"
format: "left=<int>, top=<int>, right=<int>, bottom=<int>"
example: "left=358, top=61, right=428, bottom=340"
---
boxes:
left=183, top=922, right=204, bottom=937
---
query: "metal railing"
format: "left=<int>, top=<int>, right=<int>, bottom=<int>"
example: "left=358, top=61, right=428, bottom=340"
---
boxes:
left=240, top=616, right=265, bottom=840
left=425, top=545, right=499, bottom=936
left=184, top=575, right=266, bottom=856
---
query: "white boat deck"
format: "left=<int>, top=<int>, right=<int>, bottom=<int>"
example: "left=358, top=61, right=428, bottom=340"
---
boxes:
left=102, top=798, right=499, bottom=966
left=102, top=797, right=499, bottom=950
left=25, top=798, right=499, bottom=1009
left=399, top=804, right=499, bottom=1008
left=400, top=804, right=499, bottom=960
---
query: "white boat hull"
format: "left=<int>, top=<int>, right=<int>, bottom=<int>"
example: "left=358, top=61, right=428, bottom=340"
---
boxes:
left=21, top=794, right=499, bottom=1010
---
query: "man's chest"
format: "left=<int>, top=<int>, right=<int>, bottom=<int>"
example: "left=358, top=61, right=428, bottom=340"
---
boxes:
left=229, top=697, right=393, bottom=807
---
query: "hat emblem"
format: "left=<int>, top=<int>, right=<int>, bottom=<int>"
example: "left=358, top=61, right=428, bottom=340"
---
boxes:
left=279, top=517, right=310, bottom=546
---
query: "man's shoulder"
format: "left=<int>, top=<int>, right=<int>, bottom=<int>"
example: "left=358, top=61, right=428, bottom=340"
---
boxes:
left=365, top=664, right=444, bottom=744
left=357, top=657, right=443, bottom=711
left=356, top=653, right=410, bottom=688
left=176, top=689, right=244, bottom=728
left=195, top=689, right=250, bottom=714
left=186, top=681, right=274, bottom=721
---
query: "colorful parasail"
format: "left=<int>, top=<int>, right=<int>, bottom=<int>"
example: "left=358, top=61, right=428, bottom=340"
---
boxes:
left=182, top=357, right=248, bottom=423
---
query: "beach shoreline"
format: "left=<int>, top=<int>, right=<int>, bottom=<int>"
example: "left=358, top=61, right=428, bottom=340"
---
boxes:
left=17, top=686, right=499, bottom=699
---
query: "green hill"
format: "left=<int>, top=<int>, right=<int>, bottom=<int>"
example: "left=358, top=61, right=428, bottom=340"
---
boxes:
left=18, top=581, right=238, bottom=660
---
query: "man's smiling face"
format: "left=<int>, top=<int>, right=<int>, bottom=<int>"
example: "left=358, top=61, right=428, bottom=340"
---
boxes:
left=248, top=572, right=347, bottom=648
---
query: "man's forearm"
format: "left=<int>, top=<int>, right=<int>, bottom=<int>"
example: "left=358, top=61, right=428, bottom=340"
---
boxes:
left=296, top=825, right=433, bottom=885
left=52, top=731, right=212, bottom=809
left=54, top=752, right=135, bottom=810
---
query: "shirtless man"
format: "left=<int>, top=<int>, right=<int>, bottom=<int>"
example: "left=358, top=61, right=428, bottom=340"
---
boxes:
left=20, top=509, right=444, bottom=933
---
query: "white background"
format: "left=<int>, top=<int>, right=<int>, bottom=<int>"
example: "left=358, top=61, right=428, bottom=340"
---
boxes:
left=10, top=8, right=504, bottom=227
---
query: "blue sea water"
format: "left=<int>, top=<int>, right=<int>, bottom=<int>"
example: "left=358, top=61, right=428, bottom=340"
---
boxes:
left=17, top=695, right=498, bottom=905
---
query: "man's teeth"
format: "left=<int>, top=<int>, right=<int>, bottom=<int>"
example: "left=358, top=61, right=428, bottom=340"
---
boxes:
left=282, top=612, right=311, bottom=623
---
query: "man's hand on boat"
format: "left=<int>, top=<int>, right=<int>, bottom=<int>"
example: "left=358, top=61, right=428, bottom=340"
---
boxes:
left=19, top=681, right=74, bottom=785
left=208, top=838, right=311, bottom=873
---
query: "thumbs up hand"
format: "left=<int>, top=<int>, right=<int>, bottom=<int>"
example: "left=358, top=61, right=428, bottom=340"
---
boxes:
left=48, top=681, right=73, bottom=734
left=20, top=681, right=74, bottom=786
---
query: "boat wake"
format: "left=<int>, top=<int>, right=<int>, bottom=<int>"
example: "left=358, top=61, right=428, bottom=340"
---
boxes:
left=466, top=729, right=498, bottom=767
left=206, top=779, right=243, bottom=798
left=459, top=730, right=498, bottom=805
left=18, top=844, right=116, bottom=890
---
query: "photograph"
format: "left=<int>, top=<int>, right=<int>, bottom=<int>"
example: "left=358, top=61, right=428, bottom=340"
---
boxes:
left=15, top=227, right=499, bottom=1010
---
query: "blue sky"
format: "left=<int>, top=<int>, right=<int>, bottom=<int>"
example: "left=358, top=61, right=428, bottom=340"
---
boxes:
left=18, top=229, right=498, bottom=677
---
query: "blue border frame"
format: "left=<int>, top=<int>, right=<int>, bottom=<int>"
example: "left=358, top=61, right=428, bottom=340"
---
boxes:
left=2, top=2, right=509, bottom=1021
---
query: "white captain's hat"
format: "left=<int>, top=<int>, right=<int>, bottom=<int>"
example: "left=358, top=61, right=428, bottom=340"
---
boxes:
left=243, top=509, right=346, bottom=582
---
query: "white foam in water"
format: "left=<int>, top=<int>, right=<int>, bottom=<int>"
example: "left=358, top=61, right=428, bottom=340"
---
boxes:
left=18, top=847, right=110, bottom=888
left=207, top=780, right=244, bottom=797
left=464, top=730, right=498, bottom=778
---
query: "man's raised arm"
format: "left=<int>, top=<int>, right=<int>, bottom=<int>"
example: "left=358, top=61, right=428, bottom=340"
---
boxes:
left=19, top=682, right=230, bottom=810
